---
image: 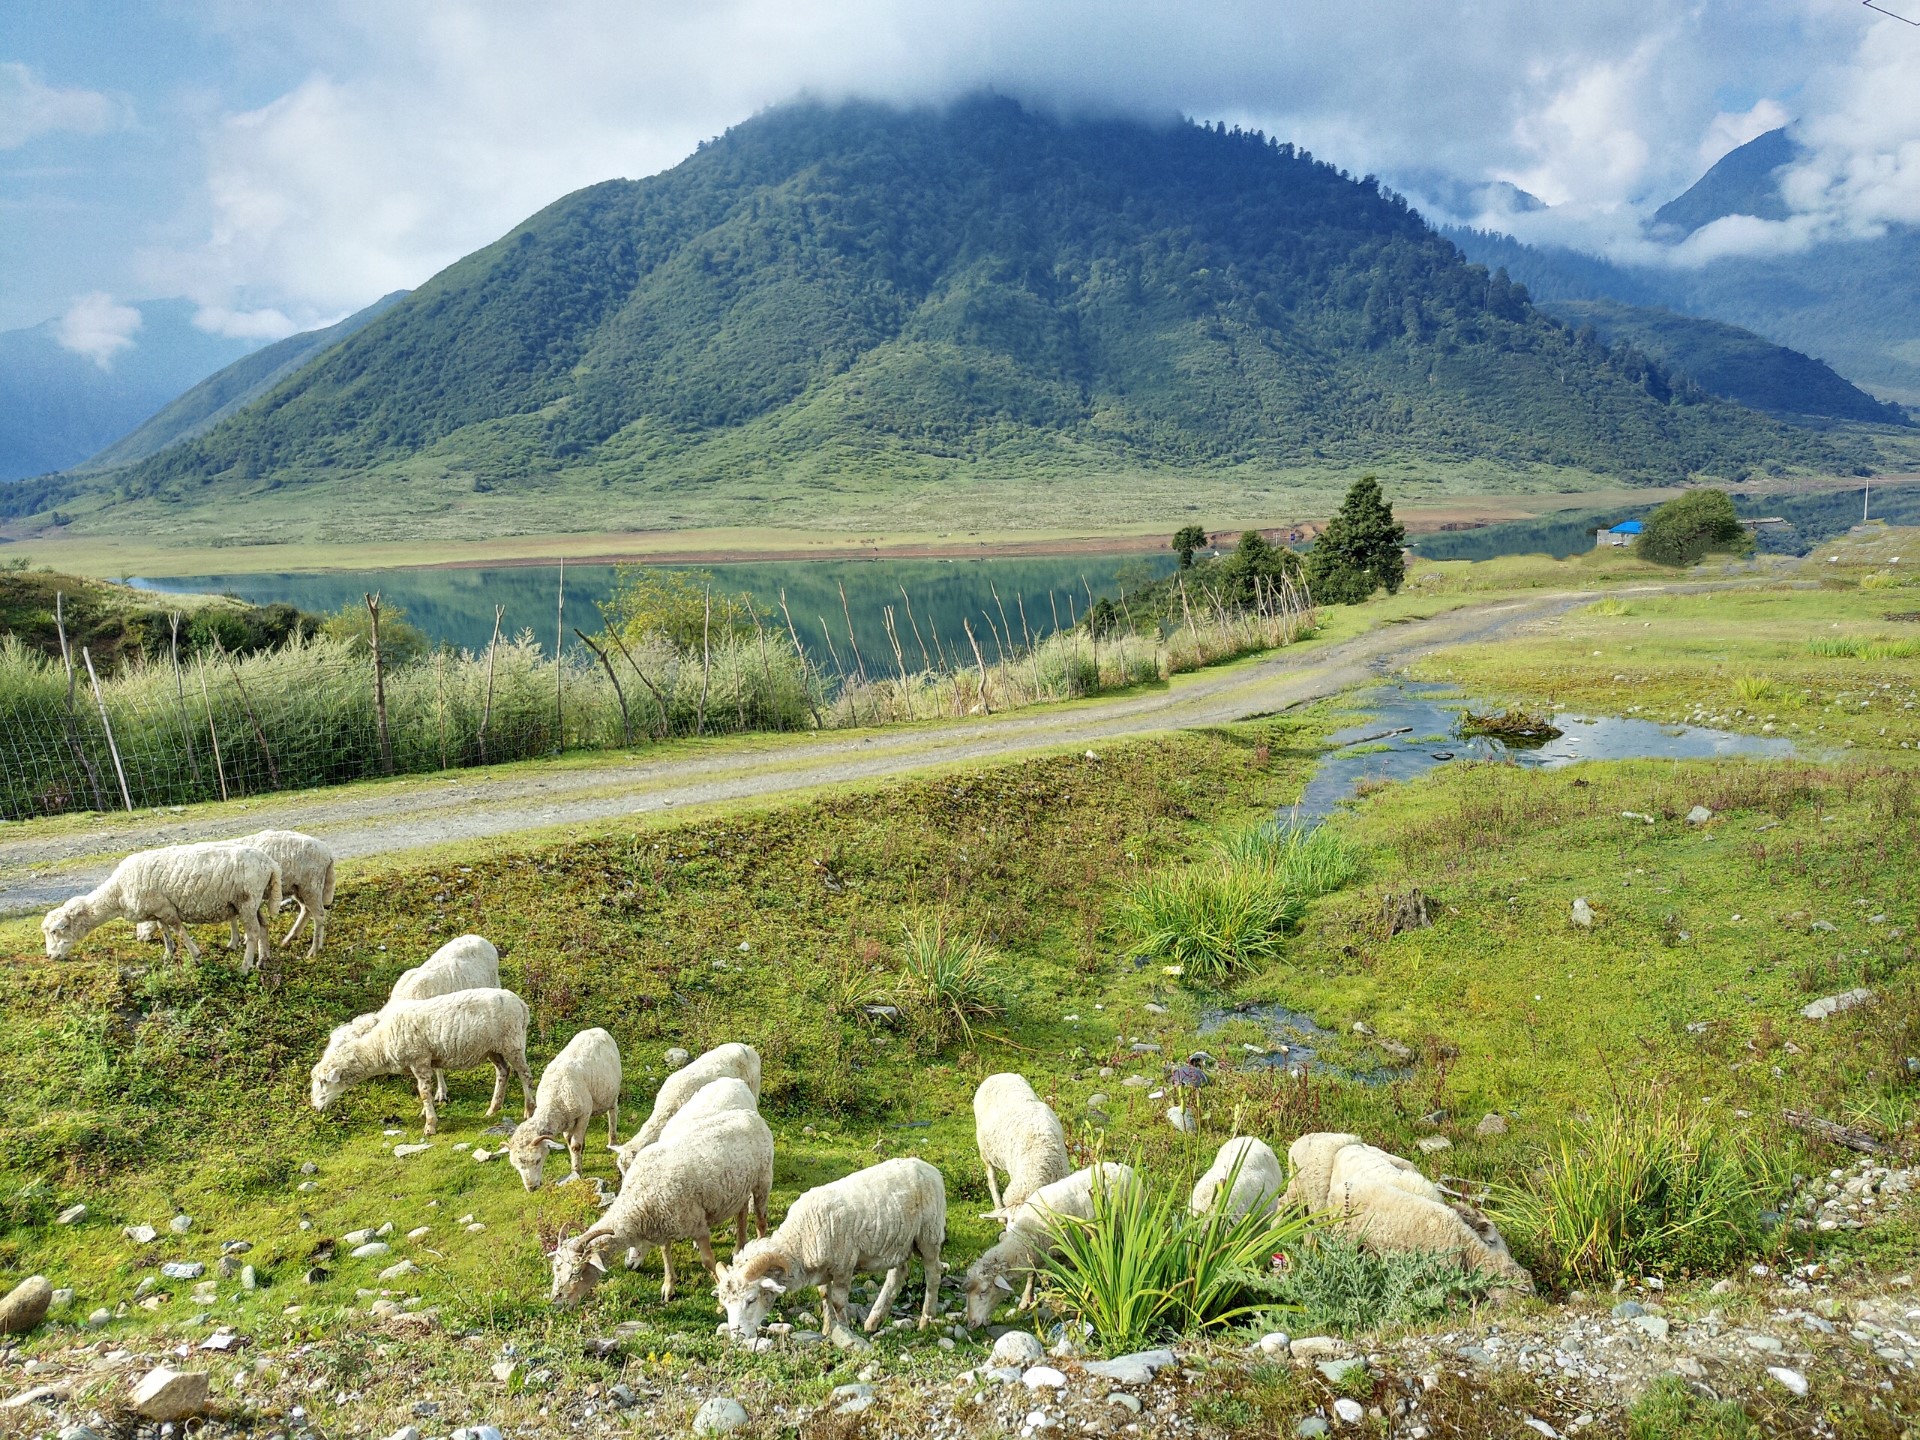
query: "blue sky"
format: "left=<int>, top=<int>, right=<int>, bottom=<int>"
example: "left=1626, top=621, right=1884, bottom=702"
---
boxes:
left=4, top=1, right=1916, bottom=352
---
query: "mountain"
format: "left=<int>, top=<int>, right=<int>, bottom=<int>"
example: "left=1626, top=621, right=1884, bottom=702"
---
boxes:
left=1540, top=298, right=1907, bottom=425
left=1652, top=128, right=1798, bottom=238
left=0, top=300, right=262, bottom=482
left=78, top=292, right=409, bottom=473
left=13, top=97, right=1870, bottom=540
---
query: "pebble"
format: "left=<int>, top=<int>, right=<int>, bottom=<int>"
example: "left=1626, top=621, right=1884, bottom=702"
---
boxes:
left=993, top=1332, right=1046, bottom=1366
left=169, top=1214, right=192, bottom=1234
left=394, top=1143, right=432, bottom=1157
left=380, top=1260, right=419, bottom=1280
left=1257, top=1331, right=1291, bottom=1356
left=1333, top=1398, right=1365, bottom=1423
left=123, top=1225, right=158, bottom=1245
left=1167, top=1105, right=1197, bottom=1134
left=1475, top=1113, right=1508, bottom=1139
left=351, top=1242, right=392, bottom=1259
left=55, top=1204, right=86, bottom=1226
left=1297, top=1419, right=1330, bottom=1439
left=1766, top=1367, right=1809, bottom=1397
left=128, top=1367, right=210, bottom=1421
left=1023, top=1366, right=1068, bottom=1389
left=1084, top=1349, right=1176, bottom=1386
left=1685, top=805, right=1713, bottom=825
left=1630, top=1316, right=1669, bottom=1342
left=664, top=1047, right=692, bottom=1069
left=408, top=1226, right=432, bottom=1239
left=160, top=1262, right=205, bottom=1280
left=1290, top=1337, right=1351, bottom=1361
left=1802, top=988, right=1874, bottom=1021
left=0, top=1277, right=52, bottom=1335
left=1107, top=1391, right=1142, bottom=1414
left=383, top=1428, right=422, bottom=1440
left=691, top=1396, right=748, bottom=1434
left=1415, top=1135, right=1452, bottom=1154
left=1570, top=897, right=1594, bottom=929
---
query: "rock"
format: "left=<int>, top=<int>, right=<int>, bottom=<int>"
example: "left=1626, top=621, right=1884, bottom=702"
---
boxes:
left=1023, top=1366, right=1068, bottom=1389
left=691, top=1396, right=749, bottom=1434
left=351, top=1242, right=392, bottom=1259
left=1766, top=1367, right=1809, bottom=1397
left=384, top=1428, right=422, bottom=1440
left=1297, top=1419, right=1330, bottom=1439
left=1523, top=1420, right=1558, bottom=1439
left=1290, top=1336, right=1351, bottom=1361
left=1087, top=1093, right=1109, bottom=1109
left=832, top=1383, right=874, bottom=1402
left=86, top=1308, right=110, bottom=1328
left=380, top=1259, right=418, bottom=1281
left=393, top=1143, right=432, bottom=1157
left=1570, top=898, right=1594, bottom=929
left=1474, top=1113, right=1508, bottom=1139
left=0, top=1277, right=52, bottom=1334
left=1131, top=1041, right=1162, bottom=1054
left=169, top=1214, right=193, bottom=1234
left=1257, top=1331, right=1291, bottom=1356
left=1744, top=1333, right=1784, bottom=1354
left=1333, top=1398, right=1365, bottom=1423
left=1686, top=806, right=1713, bottom=825
left=1630, top=1315, right=1670, bottom=1342
left=992, top=1331, right=1047, bottom=1367
left=664, top=1047, right=692, bottom=1069
left=61, top=1427, right=104, bottom=1440
left=1143, top=1003, right=1168, bottom=1015
left=829, top=1323, right=873, bottom=1352
left=1121, top=1075, right=1151, bottom=1088
left=128, top=1367, right=210, bottom=1421
left=1710, top=1277, right=1737, bottom=1294
left=1107, top=1392, right=1142, bottom=1414
left=161, top=1261, right=205, bottom=1280
left=241, top=1265, right=258, bottom=1290
left=1802, top=988, right=1875, bottom=1021
left=1083, top=1349, right=1177, bottom=1385
left=55, top=1204, right=86, bottom=1226
left=123, top=1224, right=158, bottom=1245
left=836, top=1394, right=874, bottom=1415
left=1167, top=1105, right=1197, bottom=1134
left=491, top=1360, right=516, bottom=1383
left=1415, top=1135, right=1452, bottom=1154
left=1611, top=1301, right=1646, bottom=1320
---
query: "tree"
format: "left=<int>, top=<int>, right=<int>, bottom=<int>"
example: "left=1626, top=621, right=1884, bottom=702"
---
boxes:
left=1305, top=475, right=1407, bottom=605
left=597, top=566, right=763, bottom=651
left=1171, top=525, right=1210, bottom=569
left=318, top=602, right=428, bottom=664
left=1634, top=488, right=1752, bottom=567
left=1218, top=529, right=1303, bottom=609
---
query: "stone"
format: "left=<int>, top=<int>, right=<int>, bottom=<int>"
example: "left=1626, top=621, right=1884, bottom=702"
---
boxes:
left=832, top=1383, right=874, bottom=1401
left=1415, top=1135, right=1452, bottom=1155
left=1744, top=1334, right=1784, bottom=1354
left=1333, top=1398, right=1365, bottom=1423
left=1710, top=1277, right=1737, bottom=1294
left=61, top=1427, right=105, bottom=1440
left=1023, top=1366, right=1068, bottom=1389
left=86, top=1308, right=110, bottom=1328
left=384, top=1428, right=422, bottom=1440
left=380, top=1259, right=419, bottom=1281
left=1611, top=1301, right=1646, bottom=1320
left=1257, top=1331, right=1291, bottom=1356
left=1290, top=1336, right=1351, bottom=1361
left=1630, top=1316, right=1670, bottom=1342
left=1297, top=1419, right=1330, bottom=1439
left=1523, top=1421, right=1559, bottom=1439
left=1319, top=1358, right=1367, bottom=1384
left=128, top=1367, right=210, bottom=1421
left=491, top=1360, right=516, bottom=1383
left=992, top=1331, right=1047, bottom=1367
left=691, top=1396, right=749, bottom=1434
left=393, top=1143, right=432, bottom=1157
left=1766, top=1367, right=1809, bottom=1397
left=55, top=1204, right=86, bottom=1226
left=1570, top=898, right=1594, bottom=929
left=1474, top=1113, right=1508, bottom=1139
left=1802, top=988, right=1875, bottom=1021
left=169, top=1214, right=193, bottom=1234
left=1167, top=1105, right=1197, bottom=1133
left=242, top=1265, right=257, bottom=1290
left=836, top=1394, right=874, bottom=1415
left=664, top=1047, right=692, bottom=1069
left=0, top=1277, right=52, bottom=1334
left=351, top=1242, right=392, bottom=1259
left=1107, top=1392, right=1142, bottom=1414
left=1686, top=806, right=1713, bottom=825
left=123, top=1224, right=158, bottom=1245
left=829, top=1323, right=873, bottom=1352
left=1083, top=1349, right=1177, bottom=1385
left=161, top=1261, right=205, bottom=1280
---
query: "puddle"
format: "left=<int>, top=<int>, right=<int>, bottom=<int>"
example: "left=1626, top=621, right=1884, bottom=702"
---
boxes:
left=1197, top=1001, right=1410, bottom=1083
left=1290, top=681, right=1797, bottom=820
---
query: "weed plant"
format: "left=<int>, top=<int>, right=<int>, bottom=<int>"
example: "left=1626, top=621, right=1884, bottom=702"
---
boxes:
left=1264, top=1233, right=1498, bottom=1335
left=894, top=921, right=1008, bottom=1045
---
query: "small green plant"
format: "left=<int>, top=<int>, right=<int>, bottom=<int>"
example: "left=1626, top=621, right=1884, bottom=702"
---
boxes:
left=1215, top=823, right=1367, bottom=899
left=894, top=920, right=1006, bottom=1044
left=1127, top=865, right=1304, bottom=984
left=1730, top=673, right=1778, bottom=705
left=1807, top=633, right=1920, bottom=659
left=1586, top=596, right=1633, bottom=617
left=1041, top=1157, right=1312, bottom=1351
left=1265, top=1232, right=1499, bottom=1334
left=1627, top=1374, right=1758, bottom=1440
left=1491, top=1101, right=1785, bottom=1289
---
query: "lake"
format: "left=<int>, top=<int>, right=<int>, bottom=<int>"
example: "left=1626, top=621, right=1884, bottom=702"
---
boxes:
left=133, top=552, right=1180, bottom=667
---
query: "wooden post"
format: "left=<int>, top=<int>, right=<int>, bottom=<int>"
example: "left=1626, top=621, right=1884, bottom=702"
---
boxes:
left=574, top=628, right=632, bottom=745
left=695, top=585, right=713, bottom=737
left=478, top=603, right=504, bottom=765
left=603, top=622, right=671, bottom=737
left=836, top=580, right=869, bottom=684
left=963, top=618, right=992, bottom=714
left=990, top=581, right=1015, bottom=661
left=818, top=615, right=853, bottom=720
left=81, top=647, right=134, bottom=813
left=752, top=613, right=779, bottom=729
left=553, top=560, right=566, bottom=752
left=197, top=658, right=228, bottom=802
left=898, top=585, right=932, bottom=671
left=366, top=592, right=394, bottom=776
left=1082, top=575, right=1100, bottom=691
left=1015, top=590, right=1044, bottom=702
left=52, top=592, right=106, bottom=811
left=219, top=642, right=281, bottom=788
left=168, top=613, right=202, bottom=788
left=776, top=590, right=824, bottom=729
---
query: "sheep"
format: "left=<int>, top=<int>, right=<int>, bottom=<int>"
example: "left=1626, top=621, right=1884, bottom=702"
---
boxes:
left=715, top=1157, right=945, bottom=1340
left=309, top=988, right=534, bottom=1134
left=136, top=829, right=335, bottom=956
left=387, top=935, right=503, bottom=1101
left=1190, top=1136, right=1285, bottom=1223
left=1280, top=1131, right=1366, bottom=1213
left=1288, top=1133, right=1531, bottom=1287
left=972, top=1073, right=1069, bottom=1212
left=549, top=1107, right=773, bottom=1307
left=44, top=842, right=281, bottom=973
left=962, top=1162, right=1137, bottom=1325
left=621, top=1043, right=763, bottom=1158
left=614, top=1071, right=759, bottom=1176
left=509, top=1028, right=623, bottom=1191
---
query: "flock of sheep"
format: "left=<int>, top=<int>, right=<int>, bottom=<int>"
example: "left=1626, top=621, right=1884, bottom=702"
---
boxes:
left=39, top=830, right=1529, bottom=1345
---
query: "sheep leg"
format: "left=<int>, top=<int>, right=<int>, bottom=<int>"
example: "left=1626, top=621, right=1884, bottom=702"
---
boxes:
left=693, top=1230, right=719, bottom=1282
left=918, top=1241, right=944, bottom=1330
left=605, top=1103, right=620, bottom=1148
left=227, top=917, right=242, bottom=951
left=823, top=1278, right=852, bottom=1336
left=734, top=1207, right=748, bottom=1248
left=980, top=1151, right=1003, bottom=1211
left=307, top=904, right=326, bottom=959
left=752, top=1182, right=769, bottom=1238
left=659, top=1245, right=677, bottom=1303
left=866, top=1266, right=905, bottom=1333
left=240, top=905, right=270, bottom=977
left=412, top=1065, right=441, bottom=1135
left=567, top=1118, right=588, bottom=1180
left=513, top=1050, right=536, bottom=1118
left=486, top=1056, right=510, bottom=1116
left=434, top=1069, right=448, bottom=1103
left=170, top=920, right=201, bottom=962
left=1018, top=1273, right=1036, bottom=1310
left=282, top=900, right=309, bottom=948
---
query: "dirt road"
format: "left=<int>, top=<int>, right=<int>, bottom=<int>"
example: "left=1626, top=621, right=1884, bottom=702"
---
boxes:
left=0, top=591, right=1589, bottom=915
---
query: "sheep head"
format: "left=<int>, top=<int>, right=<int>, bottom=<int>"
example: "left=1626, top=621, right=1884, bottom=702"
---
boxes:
left=41, top=898, right=91, bottom=959
left=550, top=1233, right=611, bottom=1308
left=715, top=1250, right=790, bottom=1340
left=961, top=1252, right=1016, bottom=1327
left=508, top=1121, right=552, bottom=1191
left=309, top=1061, right=353, bottom=1111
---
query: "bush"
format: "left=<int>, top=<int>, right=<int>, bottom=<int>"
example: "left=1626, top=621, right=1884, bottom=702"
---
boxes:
left=1491, top=1102, right=1784, bottom=1289
left=1265, top=1233, right=1498, bottom=1334
left=1127, top=865, right=1305, bottom=984
left=1634, top=489, right=1752, bottom=568
left=1305, top=475, right=1406, bottom=604
left=1042, top=1157, right=1312, bottom=1351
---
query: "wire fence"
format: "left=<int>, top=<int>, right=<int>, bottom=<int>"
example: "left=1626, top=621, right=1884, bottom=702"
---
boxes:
left=0, top=575, right=1315, bottom=821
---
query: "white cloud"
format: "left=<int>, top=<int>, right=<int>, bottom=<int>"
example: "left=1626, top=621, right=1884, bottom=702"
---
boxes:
left=0, top=62, right=121, bottom=150
left=192, top=304, right=300, bottom=340
left=1697, top=98, right=1791, bottom=170
left=54, top=291, right=142, bottom=367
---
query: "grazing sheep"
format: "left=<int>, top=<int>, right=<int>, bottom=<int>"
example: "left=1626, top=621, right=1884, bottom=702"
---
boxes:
left=1289, top=1133, right=1531, bottom=1286
left=963, top=1162, right=1137, bottom=1325
left=623, top=1043, right=763, bottom=1156
left=509, top=1028, right=623, bottom=1191
left=972, top=1073, right=1069, bottom=1212
left=1190, top=1136, right=1285, bottom=1223
left=1280, top=1131, right=1366, bottom=1213
left=386, top=935, right=503, bottom=1102
left=309, top=988, right=534, bottom=1134
left=44, top=843, right=280, bottom=973
left=716, top=1158, right=946, bottom=1340
left=550, top=1107, right=773, bottom=1307
left=614, top=1074, right=759, bottom=1176
left=136, top=829, right=335, bottom=958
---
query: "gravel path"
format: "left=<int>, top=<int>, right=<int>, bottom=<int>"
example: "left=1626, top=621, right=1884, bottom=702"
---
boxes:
left=0, top=591, right=1595, bottom=916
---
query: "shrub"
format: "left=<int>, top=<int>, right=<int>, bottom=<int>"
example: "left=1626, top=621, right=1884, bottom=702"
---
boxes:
left=1586, top=596, right=1633, bottom=617
left=1264, top=1233, right=1497, bottom=1334
left=895, top=921, right=1006, bottom=1045
left=1634, top=489, right=1752, bottom=568
left=1041, top=1156, right=1312, bottom=1351
left=1491, top=1102, right=1784, bottom=1289
left=1807, top=634, right=1920, bottom=660
left=1127, top=865, right=1305, bottom=984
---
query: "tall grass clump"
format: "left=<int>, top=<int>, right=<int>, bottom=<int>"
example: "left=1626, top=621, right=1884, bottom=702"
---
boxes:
left=1492, top=1102, right=1784, bottom=1289
left=1041, top=1158, right=1312, bottom=1351
left=1127, top=866, right=1305, bottom=984
left=1730, top=673, right=1779, bottom=705
left=1586, top=596, right=1634, bottom=617
left=1807, top=634, right=1920, bottom=660
left=1265, top=1233, right=1499, bottom=1335
left=894, top=921, right=1007, bottom=1045
left=1215, top=823, right=1367, bottom=899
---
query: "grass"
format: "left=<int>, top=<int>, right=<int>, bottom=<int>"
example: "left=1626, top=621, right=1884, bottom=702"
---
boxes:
left=1125, top=864, right=1307, bottom=985
left=893, top=920, right=1008, bottom=1045
left=1265, top=1233, right=1500, bottom=1336
left=1213, top=822, right=1367, bottom=899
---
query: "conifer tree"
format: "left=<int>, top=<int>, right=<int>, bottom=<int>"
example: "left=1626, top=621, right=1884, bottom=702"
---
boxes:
left=1305, top=475, right=1406, bottom=604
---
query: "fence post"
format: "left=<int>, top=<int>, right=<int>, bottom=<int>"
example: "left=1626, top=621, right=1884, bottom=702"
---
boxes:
left=574, top=627, right=632, bottom=746
left=899, top=585, right=932, bottom=672
left=775, top=590, right=824, bottom=730
left=478, top=603, right=503, bottom=765
left=218, top=642, right=281, bottom=789
left=52, top=592, right=107, bottom=811
left=603, top=622, right=671, bottom=738
left=963, top=617, right=992, bottom=715
left=168, top=613, right=203, bottom=789
left=196, top=658, right=229, bottom=802
left=836, top=580, right=869, bottom=684
left=365, top=592, right=394, bottom=776
left=553, top=560, right=566, bottom=753
left=81, top=647, right=134, bottom=813
left=695, top=586, right=713, bottom=737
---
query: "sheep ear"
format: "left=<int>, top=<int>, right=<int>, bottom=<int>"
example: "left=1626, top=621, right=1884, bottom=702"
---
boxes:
left=758, top=1277, right=787, bottom=1295
left=994, top=1276, right=1014, bottom=1293
left=586, top=1253, right=608, bottom=1274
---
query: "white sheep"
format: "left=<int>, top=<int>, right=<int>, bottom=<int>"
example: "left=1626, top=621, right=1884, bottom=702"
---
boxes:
left=962, top=1162, right=1137, bottom=1325
left=972, top=1073, right=1069, bottom=1212
left=509, top=1028, right=623, bottom=1190
left=387, top=935, right=503, bottom=1101
left=1190, top=1136, right=1285, bottom=1223
left=309, top=988, right=534, bottom=1134
left=44, top=842, right=281, bottom=973
left=716, top=1157, right=946, bottom=1340
left=1280, top=1131, right=1366, bottom=1213
left=620, top=1043, right=763, bottom=1159
left=614, top=1071, right=760, bottom=1175
left=550, top=1107, right=773, bottom=1307
left=135, top=829, right=335, bottom=958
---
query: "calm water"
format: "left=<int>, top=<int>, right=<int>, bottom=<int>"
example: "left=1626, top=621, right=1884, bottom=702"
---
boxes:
left=133, top=552, right=1179, bottom=668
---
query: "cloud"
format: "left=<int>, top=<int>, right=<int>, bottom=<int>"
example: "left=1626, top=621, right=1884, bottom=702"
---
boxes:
left=192, top=304, right=300, bottom=340
left=1697, top=98, right=1791, bottom=170
left=0, top=62, right=121, bottom=150
left=54, top=291, right=142, bottom=367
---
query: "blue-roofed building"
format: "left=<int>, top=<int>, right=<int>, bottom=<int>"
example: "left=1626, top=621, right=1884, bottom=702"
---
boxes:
left=1600, top=519, right=1644, bottom=548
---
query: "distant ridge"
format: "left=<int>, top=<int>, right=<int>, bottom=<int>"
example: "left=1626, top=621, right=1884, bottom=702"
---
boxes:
left=1652, top=128, right=1797, bottom=239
